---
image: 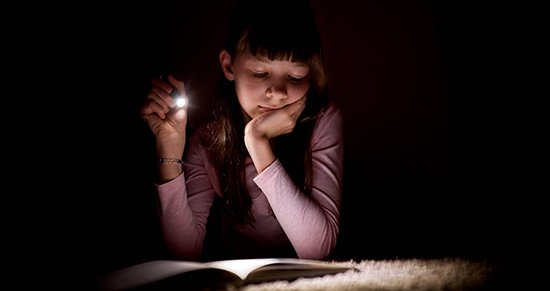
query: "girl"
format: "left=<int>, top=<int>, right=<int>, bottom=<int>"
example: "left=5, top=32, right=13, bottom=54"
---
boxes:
left=140, top=0, right=343, bottom=261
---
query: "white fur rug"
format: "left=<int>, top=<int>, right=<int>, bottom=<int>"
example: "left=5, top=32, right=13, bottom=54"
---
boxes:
left=232, top=258, right=495, bottom=291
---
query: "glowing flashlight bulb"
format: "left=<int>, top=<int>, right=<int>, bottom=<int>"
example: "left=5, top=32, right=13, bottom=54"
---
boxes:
left=159, top=76, right=187, bottom=108
left=175, top=98, right=187, bottom=108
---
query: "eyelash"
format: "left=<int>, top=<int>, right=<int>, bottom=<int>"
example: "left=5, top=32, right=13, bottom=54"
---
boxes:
left=289, top=76, right=305, bottom=82
left=252, top=72, right=268, bottom=77
left=252, top=72, right=305, bottom=82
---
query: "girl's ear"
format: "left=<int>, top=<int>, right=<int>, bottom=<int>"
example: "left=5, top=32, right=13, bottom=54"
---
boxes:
left=219, top=50, right=235, bottom=81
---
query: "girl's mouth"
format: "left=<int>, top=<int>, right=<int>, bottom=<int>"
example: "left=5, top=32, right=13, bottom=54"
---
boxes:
left=259, top=106, right=281, bottom=112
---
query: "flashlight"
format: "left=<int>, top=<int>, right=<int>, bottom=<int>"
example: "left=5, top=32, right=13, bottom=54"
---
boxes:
left=159, top=76, right=187, bottom=108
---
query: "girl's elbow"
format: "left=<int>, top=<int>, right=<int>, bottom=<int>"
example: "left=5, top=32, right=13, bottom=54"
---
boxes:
left=297, top=244, right=333, bottom=260
left=296, top=233, right=337, bottom=260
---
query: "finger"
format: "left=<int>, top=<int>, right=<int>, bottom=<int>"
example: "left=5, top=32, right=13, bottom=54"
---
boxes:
left=151, top=101, right=167, bottom=119
left=152, top=78, right=173, bottom=93
left=143, top=98, right=168, bottom=120
left=140, top=102, right=165, bottom=124
left=294, top=95, right=307, bottom=111
left=168, top=75, right=186, bottom=97
left=148, top=90, right=173, bottom=112
left=142, top=111, right=162, bottom=126
left=151, top=86, right=175, bottom=108
left=294, top=95, right=308, bottom=110
left=281, top=97, right=307, bottom=118
left=284, top=94, right=307, bottom=108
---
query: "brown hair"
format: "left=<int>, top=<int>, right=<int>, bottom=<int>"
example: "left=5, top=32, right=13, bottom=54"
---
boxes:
left=210, top=0, right=328, bottom=226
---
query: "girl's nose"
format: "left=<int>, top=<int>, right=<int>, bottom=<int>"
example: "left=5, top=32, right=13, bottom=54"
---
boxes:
left=266, top=81, right=287, bottom=99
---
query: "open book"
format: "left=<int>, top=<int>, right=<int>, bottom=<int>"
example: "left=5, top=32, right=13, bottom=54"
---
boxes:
left=96, top=258, right=354, bottom=291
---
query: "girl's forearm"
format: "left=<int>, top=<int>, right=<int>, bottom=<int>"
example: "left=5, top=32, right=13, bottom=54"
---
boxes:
left=157, top=164, right=183, bottom=184
left=156, top=139, right=184, bottom=183
left=244, top=134, right=276, bottom=174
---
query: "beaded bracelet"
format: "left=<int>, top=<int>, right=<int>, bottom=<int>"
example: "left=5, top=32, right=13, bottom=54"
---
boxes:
left=157, top=158, right=184, bottom=165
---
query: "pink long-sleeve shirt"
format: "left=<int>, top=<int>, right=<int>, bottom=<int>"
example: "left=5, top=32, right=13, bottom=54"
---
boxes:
left=155, top=102, right=343, bottom=260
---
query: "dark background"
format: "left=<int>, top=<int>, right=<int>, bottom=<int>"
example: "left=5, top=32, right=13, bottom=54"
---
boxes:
left=63, top=0, right=526, bottom=285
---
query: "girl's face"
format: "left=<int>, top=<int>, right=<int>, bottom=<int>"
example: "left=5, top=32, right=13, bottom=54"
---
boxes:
left=220, top=51, right=311, bottom=122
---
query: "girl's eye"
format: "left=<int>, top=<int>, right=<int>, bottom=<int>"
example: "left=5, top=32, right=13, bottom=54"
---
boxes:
left=252, top=72, right=268, bottom=77
left=289, top=76, right=306, bottom=82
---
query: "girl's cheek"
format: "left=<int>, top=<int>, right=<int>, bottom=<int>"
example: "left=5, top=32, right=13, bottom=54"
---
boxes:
left=290, top=84, right=310, bottom=101
left=236, top=77, right=256, bottom=95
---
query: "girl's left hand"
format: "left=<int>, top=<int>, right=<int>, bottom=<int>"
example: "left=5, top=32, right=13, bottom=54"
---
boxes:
left=244, top=96, right=307, bottom=173
left=244, top=96, right=307, bottom=141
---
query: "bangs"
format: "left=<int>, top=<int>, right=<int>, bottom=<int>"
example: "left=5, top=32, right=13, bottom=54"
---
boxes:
left=234, top=27, right=319, bottom=64
left=224, top=0, right=322, bottom=64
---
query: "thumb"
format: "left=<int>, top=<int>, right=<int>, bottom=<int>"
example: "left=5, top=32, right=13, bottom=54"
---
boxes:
left=172, top=106, right=187, bottom=122
left=167, top=75, right=188, bottom=109
left=166, top=104, right=188, bottom=129
left=167, top=75, right=186, bottom=96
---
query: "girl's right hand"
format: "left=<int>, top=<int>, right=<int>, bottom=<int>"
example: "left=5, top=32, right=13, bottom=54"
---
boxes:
left=140, top=75, right=188, bottom=158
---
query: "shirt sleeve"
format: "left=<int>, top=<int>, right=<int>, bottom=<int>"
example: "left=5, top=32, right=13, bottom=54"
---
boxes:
left=155, top=131, right=217, bottom=260
left=253, top=104, right=344, bottom=259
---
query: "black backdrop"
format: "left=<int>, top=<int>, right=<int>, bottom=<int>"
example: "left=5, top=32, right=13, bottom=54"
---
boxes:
left=66, top=0, right=523, bottom=283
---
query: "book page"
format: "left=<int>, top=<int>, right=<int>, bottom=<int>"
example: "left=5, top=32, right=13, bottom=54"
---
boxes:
left=96, top=260, right=209, bottom=291
left=245, top=262, right=353, bottom=283
left=206, top=258, right=349, bottom=281
left=96, top=258, right=352, bottom=290
left=206, top=258, right=284, bottom=280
